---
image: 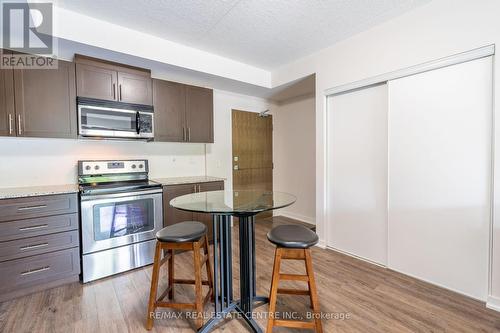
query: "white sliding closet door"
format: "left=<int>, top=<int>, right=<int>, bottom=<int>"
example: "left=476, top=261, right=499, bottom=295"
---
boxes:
left=327, top=84, right=388, bottom=265
left=388, top=57, right=492, bottom=300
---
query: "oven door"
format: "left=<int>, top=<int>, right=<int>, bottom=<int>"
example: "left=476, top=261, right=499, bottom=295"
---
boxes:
left=78, top=105, right=153, bottom=139
left=80, top=189, right=163, bottom=254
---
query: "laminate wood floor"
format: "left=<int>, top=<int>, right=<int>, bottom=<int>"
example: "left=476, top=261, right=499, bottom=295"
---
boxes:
left=1, top=217, right=500, bottom=333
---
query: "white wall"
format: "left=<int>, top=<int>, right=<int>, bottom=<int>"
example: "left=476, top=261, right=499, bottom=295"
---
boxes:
left=206, top=90, right=270, bottom=192
left=272, top=95, right=316, bottom=224
left=0, top=138, right=206, bottom=187
left=0, top=90, right=268, bottom=188
left=271, top=0, right=500, bottom=308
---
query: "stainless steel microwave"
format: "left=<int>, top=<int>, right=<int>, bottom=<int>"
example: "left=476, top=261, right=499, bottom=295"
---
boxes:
left=77, top=97, right=154, bottom=140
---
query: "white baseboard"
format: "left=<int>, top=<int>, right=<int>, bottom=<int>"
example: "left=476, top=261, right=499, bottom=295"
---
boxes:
left=277, top=211, right=315, bottom=225
left=316, top=239, right=327, bottom=249
left=487, top=296, right=500, bottom=312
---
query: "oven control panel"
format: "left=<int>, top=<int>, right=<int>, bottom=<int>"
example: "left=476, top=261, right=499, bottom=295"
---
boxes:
left=79, top=160, right=148, bottom=175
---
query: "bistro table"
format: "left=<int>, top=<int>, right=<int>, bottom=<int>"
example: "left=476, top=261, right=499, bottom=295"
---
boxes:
left=170, top=190, right=296, bottom=333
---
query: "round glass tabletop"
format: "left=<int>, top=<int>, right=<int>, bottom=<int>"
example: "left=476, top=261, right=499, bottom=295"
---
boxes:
left=170, top=190, right=296, bottom=215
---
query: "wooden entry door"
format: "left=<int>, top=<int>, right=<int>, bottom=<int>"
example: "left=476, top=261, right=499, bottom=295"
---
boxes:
left=232, top=109, right=273, bottom=217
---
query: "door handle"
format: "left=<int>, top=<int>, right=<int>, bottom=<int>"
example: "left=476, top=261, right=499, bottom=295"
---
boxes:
left=8, top=114, right=13, bottom=135
left=20, top=266, right=50, bottom=276
left=18, top=114, right=22, bottom=135
left=18, top=204, right=47, bottom=211
left=19, top=224, right=48, bottom=231
left=20, top=242, right=49, bottom=251
left=135, top=112, right=141, bottom=134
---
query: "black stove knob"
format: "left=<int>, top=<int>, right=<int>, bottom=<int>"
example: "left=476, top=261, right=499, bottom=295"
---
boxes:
left=94, top=165, right=100, bottom=170
left=131, top=164, right=136, bottom=169
left=85, top=165, right=91, bottom=171
left=138, top=164, right=144, bottom=169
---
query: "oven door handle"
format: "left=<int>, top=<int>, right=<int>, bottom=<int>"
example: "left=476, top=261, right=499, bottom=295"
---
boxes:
left=136, top=111, right=141, bottom=134
left=80, top=188, right=163, bottom=201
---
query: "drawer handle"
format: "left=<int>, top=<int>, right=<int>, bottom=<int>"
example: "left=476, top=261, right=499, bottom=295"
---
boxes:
left=20, top=266, right=50, bottom=276
left=18, top=205, right=47, bottom=211
left=19, top=224, right=48, bottom=231
left=20, top=242, right=49, bottom=251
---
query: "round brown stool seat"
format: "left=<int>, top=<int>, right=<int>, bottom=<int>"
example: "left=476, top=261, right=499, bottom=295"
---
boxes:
left=156, top=221, right=207, bottom=243
left=267, top=224, right=319, bottom=249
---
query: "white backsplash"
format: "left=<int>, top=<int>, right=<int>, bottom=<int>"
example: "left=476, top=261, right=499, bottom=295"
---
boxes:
left=0, top=137, right=206, bottom=187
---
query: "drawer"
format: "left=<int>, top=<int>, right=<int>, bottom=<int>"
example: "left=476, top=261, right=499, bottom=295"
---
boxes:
left=0, top=230, right=79, bottom=262
left=0, top=213, right=78, bottom=242
left=0, top=247, right=80, bottom=294
left=0, top=193, right=78, bottom=222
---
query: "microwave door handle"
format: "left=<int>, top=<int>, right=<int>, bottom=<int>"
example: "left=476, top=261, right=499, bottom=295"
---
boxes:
left=136, top=112, right=141, bottom=134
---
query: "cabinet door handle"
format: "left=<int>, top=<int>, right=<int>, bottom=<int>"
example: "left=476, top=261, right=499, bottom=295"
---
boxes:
left=17, top=115, right=22, bottom=135
left=19, top=224, right=48, bottom=231
left=20, top=242, right=49, bottom=251
left=198, top=185, right=201, bottom=192
left=119, top=84, right=122, bottom=101
left=113, top=83, right=116, bottom=100
left=20, top=266, right=50, bottom=276
left=8, top=114, right=13, bottom=135
left=182, top=127, right=186, bottom=141
left=18, top=204, right=47, bottom=211
left=187, top=127, right=191, bottom=141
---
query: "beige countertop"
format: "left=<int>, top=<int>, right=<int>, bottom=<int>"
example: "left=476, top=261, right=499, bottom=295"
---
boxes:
left=152, top=176, right=225, bottom=186
left=0, top=176, right=225, bottom=200
left=0, top=184, right=80, bottom=200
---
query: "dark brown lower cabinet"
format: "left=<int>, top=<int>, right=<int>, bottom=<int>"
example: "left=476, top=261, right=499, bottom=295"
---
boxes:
left=0, top=193, right=80, bottom=302
left=163, top=181, right=224, bottom=242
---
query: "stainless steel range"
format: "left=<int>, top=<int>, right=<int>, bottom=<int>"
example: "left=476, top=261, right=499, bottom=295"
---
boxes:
left=78, top=159, right=163, bottom=283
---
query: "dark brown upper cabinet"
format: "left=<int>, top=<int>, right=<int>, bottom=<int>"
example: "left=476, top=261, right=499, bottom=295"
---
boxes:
left=185, top=85, right=214, bottom=143
left=76, top=63, right=117, bottom=101
left=13, top=60, right=77, bottom=139
left=153, top=79, right=186, bottom=142
left=75, top=55, right=152, bottom=106
left=153, top=79, right=214, bottom=143
left=0, top=66, right=15, bottom=137
left=118, top=71, right=152, bottom=105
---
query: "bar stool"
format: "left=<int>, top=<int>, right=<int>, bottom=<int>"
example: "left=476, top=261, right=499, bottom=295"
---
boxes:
left=146, top=221, right=213, bottom=330
left=266, top=224, right=323, bottom=332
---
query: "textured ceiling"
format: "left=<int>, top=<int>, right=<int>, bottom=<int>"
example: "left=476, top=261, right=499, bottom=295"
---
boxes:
left=54, top=0, right=431, bottom=69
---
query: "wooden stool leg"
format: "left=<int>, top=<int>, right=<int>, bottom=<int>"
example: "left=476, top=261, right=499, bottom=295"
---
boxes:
left=168, top=249, right=174, bottom=299
left=193, top=240, right=204, bottom=329
left=146, top=242, right=163, bottom=330
left=305, top=249, right=323, bottom=333
left=267, top=247, right=283, bottom=333
left=203, top=235, right=214, bottom=299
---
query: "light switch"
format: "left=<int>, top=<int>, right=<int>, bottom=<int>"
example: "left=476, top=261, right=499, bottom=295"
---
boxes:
left=234, top=156, right=239, bottom=162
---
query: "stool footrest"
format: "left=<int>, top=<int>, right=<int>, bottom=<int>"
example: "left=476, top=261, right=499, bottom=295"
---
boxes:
left=155, top=301, right=196, bottom=310
left=279, top=273, right=309, bottom=281
left=174, top=279, right=210, bottom=285
left=274, top=319, right=316, bottom=329
left=277, top=288, right=310, bottom=295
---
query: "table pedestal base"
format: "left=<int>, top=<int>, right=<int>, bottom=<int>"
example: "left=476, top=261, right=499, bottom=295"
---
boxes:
left=197, top=214, right=267, bottom=333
